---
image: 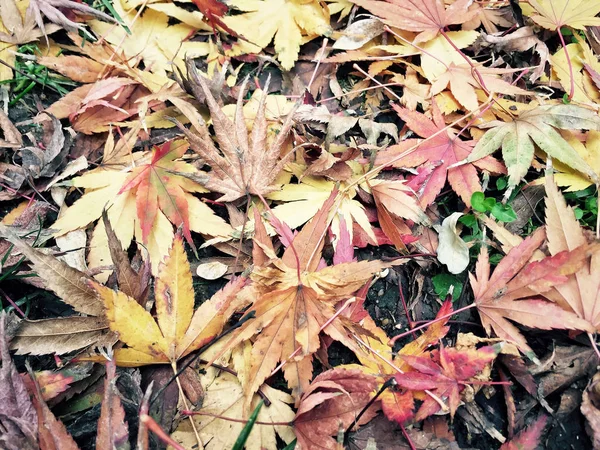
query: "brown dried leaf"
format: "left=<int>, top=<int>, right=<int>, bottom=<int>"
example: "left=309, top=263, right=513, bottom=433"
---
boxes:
left=11, top=317, right=113, bottom=356
left=102, top=210, right=149, bottom=303
left=0, top=223, right=104, bottom=316
left=96, top=359, right=129, bottom=450
left=293, top=368, right=379, bottom=450
left=178, top=76, right=298, bottom=202
left=0, top=312, right=38, bottom=450
left=0, top=109, right=22, bottom=148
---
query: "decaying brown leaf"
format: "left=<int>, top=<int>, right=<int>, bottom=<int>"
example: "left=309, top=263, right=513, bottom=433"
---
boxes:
left=178, top=75, right=298, bottom=202
left=0, top=312, right=38, bottom=450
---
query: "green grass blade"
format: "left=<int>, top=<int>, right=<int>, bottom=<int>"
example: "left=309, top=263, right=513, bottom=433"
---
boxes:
left=232, top=400, right=264, bottom=450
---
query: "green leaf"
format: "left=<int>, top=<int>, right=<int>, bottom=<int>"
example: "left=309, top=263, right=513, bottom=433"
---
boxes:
left=432, top=273, right=463, bottom=302
left=491, top=203, right=517, bottom=222
left=232, top=400, right=264, bottom=450
left=496, top=177, right=508, bottom=190
left=282, top=440, right=297, bottom=450
left=471, top=192, right=487, bottom=212
left=466, top=105, right=600, bottom=189
left=459, top=214, right=478, bottom=228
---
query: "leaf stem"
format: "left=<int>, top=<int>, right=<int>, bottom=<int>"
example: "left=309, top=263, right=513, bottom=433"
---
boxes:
left=389, top=302, right=477, bottom=345
left=181, top=411, right=292, bottom=427
left=557, top=28, right=575, bottom=101
left=587, top=332, right=600, bottom=361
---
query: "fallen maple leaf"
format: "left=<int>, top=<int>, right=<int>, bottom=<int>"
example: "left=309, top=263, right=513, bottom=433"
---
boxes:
left=470, top=226, right=597, bottom=357
left=23, top=365, right=91, bottom=402
left=293, top=368, right=379, bottom=450
left=350, top=0, right=475, bottom=44
left=528, top=0, right=600, bottom=30
left=172, top=356, right=296, bottom=450
left=394, top=345, right=498, bottom=421
left=220, top=191, right=388, bottom=399
left=550, top=40, right=600, bottom=104
left=30, top=365, right=80, bottom=450
left=89, top=0, right=210, bottom=83
left=530, top=130, right=600, bottom=192
left=47, top=77, right=150, bottom=135
left=463, top=1, right=512, bottom=34
left=430, top=63, right=530, bottom=112
left=52, top=134, right=231, bottom=274
left=179, top=76, right=297, bottom=202
left=0, top=223, right=115, bottom=355
left=223, top=0, right=332, bottom=70
left=117, top=141, right=201, bottom=247
left=268, top=164, right=377, bottom=245
left=375, top=101, right=505, bottom=207
left=90, top=233, right=245, bottom=366
left=500, top=415, right=548, bottom=450
left=462, top=104, right=600, bottom=192
left=540, top=174, right=600, bottom=344
left=357, top=300, right=454, bottom=426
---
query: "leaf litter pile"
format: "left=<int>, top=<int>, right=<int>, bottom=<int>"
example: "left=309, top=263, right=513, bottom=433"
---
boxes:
left=3, top=0, right=600, bottom=448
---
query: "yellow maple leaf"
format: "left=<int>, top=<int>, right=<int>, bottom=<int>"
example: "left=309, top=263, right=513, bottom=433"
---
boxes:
left=90, top=234, right=246, bottom=366
left=531, top=130, right=600, bottom=192
left=527, top=0, right=600, bottom=30
left=268, top=162, right=376, bottom=245
left=52, top=129, right=231, bottom=276
left=419, top=30, right=479, bottom=81
left=430, top=63, right=530, bottom=111
left=89, top=0, right=210, bottom=85
left=223, top=0, right=332, bottom=70
left=550, top=40, right=600, bottom=103
left=172, top=343, right=296, bottom=450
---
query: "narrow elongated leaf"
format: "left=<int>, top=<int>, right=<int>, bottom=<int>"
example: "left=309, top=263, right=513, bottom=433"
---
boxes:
left=11, top=317, right=112, bottom=356
left=0, top=223, right=104, bottom=316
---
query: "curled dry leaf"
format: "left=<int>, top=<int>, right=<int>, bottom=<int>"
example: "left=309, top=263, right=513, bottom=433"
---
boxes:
left=437, top=212, right=469, bottom=275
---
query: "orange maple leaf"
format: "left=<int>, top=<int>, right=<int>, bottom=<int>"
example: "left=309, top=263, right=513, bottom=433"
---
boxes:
left=220, top=191, right=388, bottom=399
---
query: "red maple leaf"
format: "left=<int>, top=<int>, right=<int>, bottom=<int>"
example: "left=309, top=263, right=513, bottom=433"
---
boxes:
left=375, top=101, right=505, bottom=207
left=394, top=345, right=498, bottom=421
